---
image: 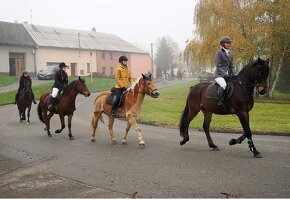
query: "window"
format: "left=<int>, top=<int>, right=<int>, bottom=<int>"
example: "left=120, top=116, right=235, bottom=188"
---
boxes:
left=80, top=70, right=84, bottom=75
left=87, top=63, right=91, bottom=73
left=110, top=67, right=114, bottom=77
left=102, top=51, right=105, bottom=60
left=102, top=66, right=106, bottom=75
left=110, top=52, right=113, bottom=60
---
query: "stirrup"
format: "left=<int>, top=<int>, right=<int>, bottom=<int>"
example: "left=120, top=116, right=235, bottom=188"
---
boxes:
left=110, top=111, right=116, bottom=117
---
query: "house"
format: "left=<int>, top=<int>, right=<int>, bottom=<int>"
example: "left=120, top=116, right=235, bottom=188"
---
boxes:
left=0, top=21, right=36, bottom=76
left=0, top=21, right=156, bottom=78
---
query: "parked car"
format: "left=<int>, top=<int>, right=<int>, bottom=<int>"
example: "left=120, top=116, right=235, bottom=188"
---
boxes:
left=37, top=65, right=58, bottom=80
left=198, top=71, right=214, bottom=83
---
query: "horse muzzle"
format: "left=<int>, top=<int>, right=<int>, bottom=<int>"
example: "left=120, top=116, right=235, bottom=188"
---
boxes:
left=150, top=89, right=160, bottom=98
left=257, top=85, right=267, bottom=95
left=83, top=91, right=91, bottom=97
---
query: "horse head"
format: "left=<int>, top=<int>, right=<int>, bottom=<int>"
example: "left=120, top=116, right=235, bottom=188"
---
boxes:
left=254, top=57, right=270, bottom=95
left=141, top=72, right=160, bottom=98
left=75, top=76, right=91, bottom=97
left=238, top=57, right=270, bottom=95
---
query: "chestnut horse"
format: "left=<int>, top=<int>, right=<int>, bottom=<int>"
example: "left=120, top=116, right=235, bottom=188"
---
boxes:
left=37, top=77, right=90, bottom=140
left=179, top=57, right=270, bottom=158
left=17, top=84, right=33, bottom=124
left=91, top=73, right=160, bottom=148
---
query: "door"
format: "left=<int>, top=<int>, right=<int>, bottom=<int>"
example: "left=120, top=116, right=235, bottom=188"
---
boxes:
left=9, top=53, right=25, bottom=76
left=70, top=63, right=77, bottom=77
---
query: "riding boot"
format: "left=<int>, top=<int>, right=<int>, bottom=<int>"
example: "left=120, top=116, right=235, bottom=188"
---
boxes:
left=218, top=87, right=226, bottom=107
left=48, top=97, right=56, bottom=112
left=110, top=95, right=118, bottom=116
left=31, top=92, right=37, bottom=104
left=14, top=92, right=19, bottom=104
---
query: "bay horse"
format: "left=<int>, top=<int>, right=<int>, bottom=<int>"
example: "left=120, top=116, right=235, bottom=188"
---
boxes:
left=91, top=73, right=160, bottom=148
left=179, top=57, right=270, bottom=158
left=37, top=76, right=90, bottom=140
left=17, top=84, right=33, bottom=124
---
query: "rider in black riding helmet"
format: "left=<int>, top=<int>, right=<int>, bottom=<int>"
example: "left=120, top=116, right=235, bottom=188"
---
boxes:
left=48, top=62, right=68, bottom=112
left=214, top=36, right=236, bottom=107
left=14, top=70, right=37, bottom=104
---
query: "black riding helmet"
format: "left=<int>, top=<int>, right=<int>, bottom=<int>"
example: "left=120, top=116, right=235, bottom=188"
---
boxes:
left=220, top=37, right=233, bottom=46
left=59, top=62, right=68, bottom=68
left=119, top=56, right=128, bottom=63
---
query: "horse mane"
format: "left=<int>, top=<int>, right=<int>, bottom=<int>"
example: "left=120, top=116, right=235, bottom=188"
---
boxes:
left=237, top=59, right=258, bottom=76
left=62, top=80, right=76, bottom=96
left=127, top=77, right=142, bottom=95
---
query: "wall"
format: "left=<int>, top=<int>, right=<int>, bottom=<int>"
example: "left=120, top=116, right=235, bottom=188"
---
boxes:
left=36, top=48, right=97, bottom=76
left=130, top=53, right=156, bottom=79
left=0, top=45, right=35, bottom=75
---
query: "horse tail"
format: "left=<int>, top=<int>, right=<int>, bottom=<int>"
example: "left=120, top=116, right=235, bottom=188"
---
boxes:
left=37, top=104, right=44, bottom=123
left=179, top=99, right=190, bottom=137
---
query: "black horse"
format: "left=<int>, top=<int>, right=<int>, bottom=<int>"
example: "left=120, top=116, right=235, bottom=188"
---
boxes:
left=17, top=84, right=33, bottom=124
left=179, top=57, right=270, bottom=158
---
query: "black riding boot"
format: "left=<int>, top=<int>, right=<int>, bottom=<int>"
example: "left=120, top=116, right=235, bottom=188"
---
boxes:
left=48, top=97, right=56, bottom=112
left=218, top=87, right=226, bottom=107
left=110, top=95, right=118, bottom=116
left=32, top=92, right=37, bottom=104
left=14, top=92, right=19, bottom=104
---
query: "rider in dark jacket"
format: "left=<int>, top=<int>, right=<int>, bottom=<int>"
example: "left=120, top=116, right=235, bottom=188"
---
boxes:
left=48, top=62, right=68, bottom=111
left=214, top=36, right=235, bottom=107
left=14, top=70, right=37, bottom=104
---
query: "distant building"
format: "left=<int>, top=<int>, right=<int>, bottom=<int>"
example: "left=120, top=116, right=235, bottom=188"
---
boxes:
left=0, top=21, right=156, bottom=78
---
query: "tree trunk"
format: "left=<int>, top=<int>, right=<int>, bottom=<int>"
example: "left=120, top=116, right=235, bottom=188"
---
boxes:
left=269, top=42, right=288, bottom=97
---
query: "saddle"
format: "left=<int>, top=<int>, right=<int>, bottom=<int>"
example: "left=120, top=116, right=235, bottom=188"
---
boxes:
left=205, top=80, right=234, bottom=100
left=105, top=87, right=127, bottom=107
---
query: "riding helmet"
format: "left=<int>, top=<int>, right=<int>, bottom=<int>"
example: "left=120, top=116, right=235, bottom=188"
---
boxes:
left=220, top=37, right=233, bottom=46
left=59, top=62, right=68, bottom=68
left=119, top=56, right=128, bottom=63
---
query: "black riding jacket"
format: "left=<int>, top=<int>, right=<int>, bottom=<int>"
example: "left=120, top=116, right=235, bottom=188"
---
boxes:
left=53, top=70, right=68, bottom=90
left=18, top=75, right=32, bottom=92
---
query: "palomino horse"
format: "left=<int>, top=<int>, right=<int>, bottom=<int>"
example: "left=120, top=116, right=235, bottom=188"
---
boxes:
left=179, top=57, right=270, bottom=158
left=37, top=77, right=90, bottom=140
left=91, top=73, right=160, bottom=148
left=17, top=85, right=33, bottom=124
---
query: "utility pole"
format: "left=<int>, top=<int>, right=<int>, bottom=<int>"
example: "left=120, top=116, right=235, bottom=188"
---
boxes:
left=150, top=43, right=154, bottom=77
left=30, top=9, right=33, bottom=24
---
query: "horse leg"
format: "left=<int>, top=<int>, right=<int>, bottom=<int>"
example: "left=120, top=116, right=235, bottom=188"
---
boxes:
left=127, top=115, right=145, bottom=148
left=19, top=110, right=23, bottom=123
left=27, top=106, right=31, bottom=125
left=67, top=113, right=74, bottom=140
left=43, top=111, right=53, bottom=137
left=108, top=116, right=117, bottom=144
left=122, top=121, right=131, bottom=145
left=202, top=110, right=219, bottom=151
left=236, top=112, right=262, bottom=158
left=90, top=111, right=101, bottom=142
left=55, top=114, right=65, bottom=133
left=180, top=110, right=199, bottom=146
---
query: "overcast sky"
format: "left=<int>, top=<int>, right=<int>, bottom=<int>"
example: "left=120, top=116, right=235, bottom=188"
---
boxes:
left=0, top=0, right=197, bottom=52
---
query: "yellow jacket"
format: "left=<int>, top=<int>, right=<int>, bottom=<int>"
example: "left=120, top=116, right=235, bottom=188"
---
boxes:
left=115, top=64, right=134, bottom=88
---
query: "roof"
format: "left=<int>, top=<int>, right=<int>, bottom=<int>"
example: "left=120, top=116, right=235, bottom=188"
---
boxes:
left=0, top=21, right=36, bottom=47
left=23, top=23, right=147, bottom=54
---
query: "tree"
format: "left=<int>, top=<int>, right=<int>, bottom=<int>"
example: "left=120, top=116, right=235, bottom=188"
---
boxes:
left=154, top=37, right=175, bottom=73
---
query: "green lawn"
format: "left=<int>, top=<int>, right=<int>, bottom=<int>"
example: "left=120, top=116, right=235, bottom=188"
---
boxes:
left=138, top=81, right=290, bottom=134
left=0, top=75, right=18, bottom=87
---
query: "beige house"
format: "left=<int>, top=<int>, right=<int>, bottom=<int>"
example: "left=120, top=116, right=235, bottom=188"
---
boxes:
left=23, top=23, right=156, bottom=78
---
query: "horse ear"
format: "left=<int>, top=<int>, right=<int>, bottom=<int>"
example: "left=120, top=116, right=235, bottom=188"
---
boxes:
left=258, top=57, right=262, bottom=63
left=266, top=58, right=270, bottom=63
left=142, top=73, right=145, bottom=79
left=79, top=76, right=81, bottom=81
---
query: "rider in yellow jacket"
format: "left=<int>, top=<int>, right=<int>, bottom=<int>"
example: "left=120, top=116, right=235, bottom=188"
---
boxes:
left=110, top=56, right=134, bottom=116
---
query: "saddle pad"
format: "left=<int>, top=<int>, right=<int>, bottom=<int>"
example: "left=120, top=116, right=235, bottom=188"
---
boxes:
left=105, top=92, right=126, bottom=107
left=205, top=82, right=234, bottom=100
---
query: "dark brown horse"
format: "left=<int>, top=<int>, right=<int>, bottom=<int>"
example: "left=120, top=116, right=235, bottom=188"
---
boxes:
left=17, top=85, right=33, bottom=124
left=179, top=57, right=270, bottom=158
left=37, top=76, right=90, bottom=140
left=91, top=73, right=160, bottom=148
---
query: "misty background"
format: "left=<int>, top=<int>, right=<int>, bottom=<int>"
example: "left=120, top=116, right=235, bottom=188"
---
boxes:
left=0, top=0, right=197, bottom=51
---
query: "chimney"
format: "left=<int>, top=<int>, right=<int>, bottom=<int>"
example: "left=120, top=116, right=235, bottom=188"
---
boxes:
left=91, top=27, right=96, bottom=32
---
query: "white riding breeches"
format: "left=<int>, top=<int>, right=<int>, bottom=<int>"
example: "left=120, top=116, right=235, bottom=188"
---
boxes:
left=215, top=77, right=227, bottom=90
left=51, top=88, right=59, bottom=98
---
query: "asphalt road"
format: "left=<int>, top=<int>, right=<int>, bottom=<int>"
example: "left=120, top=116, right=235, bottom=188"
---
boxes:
left=0, top=79, right=290, bottom=198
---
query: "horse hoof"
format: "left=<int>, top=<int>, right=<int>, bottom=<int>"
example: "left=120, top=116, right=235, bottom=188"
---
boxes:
left=55, top=129, right=61, bottom=134
left=44, top=127, right=47, bottom=131
left=229, top=138, right=237, bottom=146
left=254, top=153, right=263, bottom=158
left=69, top=136, right=75, bottom=140
left=91, top=138, right=96, bottom=142
left=48, top=134, right=52, bottom=137
left=26, top=122, right=30, bottom=125
left=122, top=141, right=127, bottom=145
left=212, top=147, right=220, bottom=151
left=139, top=143, right=145, bottom=149
left=111, top=140, right=117, bottom=145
